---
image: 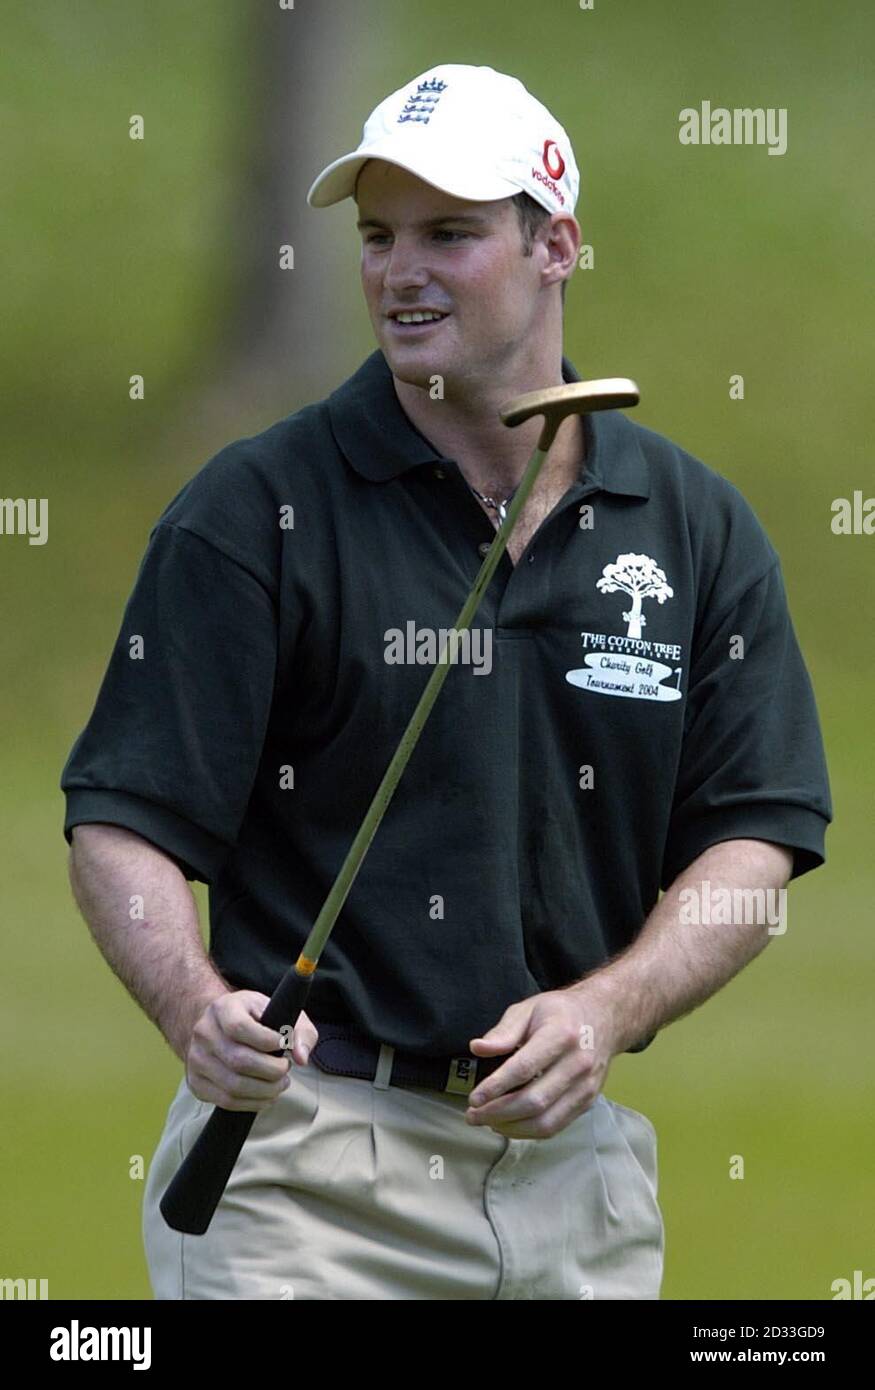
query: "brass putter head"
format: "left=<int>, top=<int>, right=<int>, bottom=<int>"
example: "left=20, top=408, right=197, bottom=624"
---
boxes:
left=499, top=377, right=640, bottom=450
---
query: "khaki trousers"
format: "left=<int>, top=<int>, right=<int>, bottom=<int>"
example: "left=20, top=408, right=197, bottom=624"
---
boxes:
left=143, top=1047, right=664, bottom=1300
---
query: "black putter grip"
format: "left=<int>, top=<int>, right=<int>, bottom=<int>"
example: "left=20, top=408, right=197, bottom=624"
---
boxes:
left=159, top=968, right=313, bottom=1235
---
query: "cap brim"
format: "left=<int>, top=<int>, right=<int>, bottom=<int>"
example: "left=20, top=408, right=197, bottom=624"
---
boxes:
left=306, top=153, right=372, bottom=208
left=306, top=144, right=521, bottom=209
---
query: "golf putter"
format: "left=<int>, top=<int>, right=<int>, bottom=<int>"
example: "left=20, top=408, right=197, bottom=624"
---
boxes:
left=160, top=376, right=640, bottom=1235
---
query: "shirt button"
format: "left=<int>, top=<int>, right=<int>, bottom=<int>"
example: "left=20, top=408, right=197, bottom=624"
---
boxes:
left=478, top=541, right=491, bottom=557
left=433, top=467, right=446, bottom=480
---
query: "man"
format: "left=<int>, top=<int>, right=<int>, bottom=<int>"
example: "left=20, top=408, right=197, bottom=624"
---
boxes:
left=61, top=64, right=831, bottom=1300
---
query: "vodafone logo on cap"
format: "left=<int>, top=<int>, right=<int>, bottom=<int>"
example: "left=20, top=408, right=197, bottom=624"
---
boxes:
left=542, top=139, right=566, bottom=180
left=531, top=137, right=567, bottom=206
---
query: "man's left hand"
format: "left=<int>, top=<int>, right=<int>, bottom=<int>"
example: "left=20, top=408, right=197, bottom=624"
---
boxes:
left=464, top=988, right=618, bottom=1139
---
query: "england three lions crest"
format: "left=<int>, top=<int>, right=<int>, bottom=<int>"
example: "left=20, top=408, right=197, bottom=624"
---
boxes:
left=566, top=552, right=684, bottom=703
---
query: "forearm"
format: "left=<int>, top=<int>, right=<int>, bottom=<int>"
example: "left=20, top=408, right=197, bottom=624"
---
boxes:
left=68, top=824, right=231, bottom=1062
left=568, top=839, right=795, bottom=1054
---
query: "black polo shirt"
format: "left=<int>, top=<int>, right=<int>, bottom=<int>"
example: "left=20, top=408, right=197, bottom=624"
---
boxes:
left=61, top=348, right=832, bottom=1057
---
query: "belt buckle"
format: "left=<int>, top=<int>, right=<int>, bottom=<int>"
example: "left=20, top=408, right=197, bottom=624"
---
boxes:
left=445, top=1056, right=478, bottom=1095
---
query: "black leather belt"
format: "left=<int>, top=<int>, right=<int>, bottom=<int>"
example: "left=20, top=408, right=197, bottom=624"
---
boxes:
left=308, top=1022, right=510, bottom=1096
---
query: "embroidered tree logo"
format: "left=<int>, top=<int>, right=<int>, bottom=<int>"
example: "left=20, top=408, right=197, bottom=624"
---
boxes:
left=596, top=553, right=674, bottom=638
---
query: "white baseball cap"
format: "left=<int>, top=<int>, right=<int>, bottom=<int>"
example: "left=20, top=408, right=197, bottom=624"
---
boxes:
left=306, top=63, right=579, bottom=218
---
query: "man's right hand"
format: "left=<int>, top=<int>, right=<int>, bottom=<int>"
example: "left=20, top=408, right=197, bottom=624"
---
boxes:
left=185, top=990, right=320, bottom=1111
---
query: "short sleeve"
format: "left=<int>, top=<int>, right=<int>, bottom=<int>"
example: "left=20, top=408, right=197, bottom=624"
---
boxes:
left=60, top=521, right=278, bottom=882
left=661, top=560, right=832, bottom=888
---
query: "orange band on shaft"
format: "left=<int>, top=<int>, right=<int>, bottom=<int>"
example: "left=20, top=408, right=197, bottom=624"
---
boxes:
left=296, top=955, right=318, bottom=976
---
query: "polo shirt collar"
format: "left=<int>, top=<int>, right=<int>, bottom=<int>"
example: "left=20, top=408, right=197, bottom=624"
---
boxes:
left=328, top=348, right=650, bottom=499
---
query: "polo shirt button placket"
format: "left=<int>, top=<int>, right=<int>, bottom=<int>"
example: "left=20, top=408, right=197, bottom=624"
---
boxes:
left=433, top=465, right=495, bottom=558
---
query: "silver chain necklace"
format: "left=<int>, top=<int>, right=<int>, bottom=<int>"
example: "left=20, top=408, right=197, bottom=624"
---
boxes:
left=467, top=482, right=519, bottom=525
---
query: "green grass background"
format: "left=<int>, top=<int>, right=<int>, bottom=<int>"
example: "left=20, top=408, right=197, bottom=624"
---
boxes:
left=2, top=1, right=872, bottom=1299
